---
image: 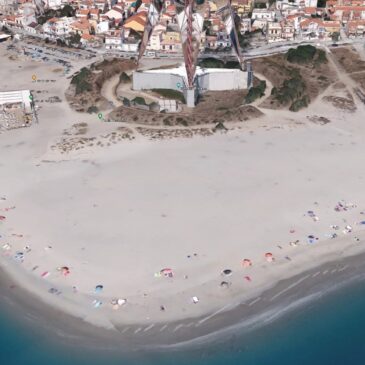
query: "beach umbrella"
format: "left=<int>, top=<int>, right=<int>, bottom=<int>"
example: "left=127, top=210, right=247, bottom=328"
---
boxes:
left=117, top=298, right=127, bottom=306
left=0, top=216, right=6, bottom=221
left=222, top=269, right=232, bottom=276
left=307, top=235, right=318, bottom=244
left=242, top=259, right=252, bottom=267
left=265, top=253, right=274, bottom=262
left=61, top=267, right=70, bottom=276
left=220, top=281, right=230, bottom=288
left=244, top=276, right=252, bottom=282
left=95, top=285, right=104, bottom=293
left=160, top=268, right=174, bottom=278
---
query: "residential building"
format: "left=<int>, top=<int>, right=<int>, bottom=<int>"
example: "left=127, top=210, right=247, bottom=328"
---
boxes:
left=96, top=20, right=109, bottom=33
left=240, top=17, right=252, bottom=33
left=216, top=31, right=231, bottom=47
left=345, top=19, right=365, bottom=36
left=43, top=17, right=74, bottom=39
left=281, top=20, right=296, bottom=40
left=105, top=29, right=122, bottom=49
left=231, top=0, right=253, bottom=15
left=123, top=11, right=146, bottom=33
left=69, top=19, right=92, bottom=36
left=267, top=21, right=283, bottom=42
left=160, top=31, right=181, bottom=52
left=251, top=9, right=276, bottom=21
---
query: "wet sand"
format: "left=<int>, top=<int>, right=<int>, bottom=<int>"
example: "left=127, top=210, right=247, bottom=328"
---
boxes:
left=1, top=249, right=365, bottom=350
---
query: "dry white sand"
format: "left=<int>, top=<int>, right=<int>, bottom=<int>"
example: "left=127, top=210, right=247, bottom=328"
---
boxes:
left=1, top=43, right=365, bottom=331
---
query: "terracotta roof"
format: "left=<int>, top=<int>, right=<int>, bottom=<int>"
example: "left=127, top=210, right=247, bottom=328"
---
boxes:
left=300, top=18, right=324, bottom=27
left=166, top=4, right=176, bottom=13
left=47, top=17, right=59, bottom=23
left=77, top=9, right=90, bottom=15
left=70, top=20, right=91, bottom=30
left=124, top=13, right=146, bottom=27
left=304, top=7, right=317, bottom=14
left=333, top=5, right=365, bottom=11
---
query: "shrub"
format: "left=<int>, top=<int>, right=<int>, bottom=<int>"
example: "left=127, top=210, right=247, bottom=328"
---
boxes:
left=71, top=67, right=92, bottom=95
left=286, top=45, right=317, bottom=64
left=289, top=95, right=310, bottom=112
left=87, top=106, right=98, bottom=114
left=245, top=80, right=266, bottom=104
left=314, top=49, right=327, bottom=65
left=152, top=89, right=185, bottom=103
left=198, top=58, right=225, bottom=68
left=275, top=76, right=306, bottom=104
left=119, top=72, right=131, bottom=83
left=132, top=97, right=146, bottom=105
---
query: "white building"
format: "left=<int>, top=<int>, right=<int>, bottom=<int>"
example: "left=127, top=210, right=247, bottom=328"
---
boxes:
left=96, top=20, right=109, bottom=33
left=147, top=24, right=166, bottom=51
left=42, top=17, right=74, bottom=39
left=0, top=90, right=32, bottom=112
left=251, top=9, right=276, bottom=21
left=240, top=18, right=252, bottom=34
left=47, top=0, right=62, bottom=9
left=105, top=29, right=122, bottom=50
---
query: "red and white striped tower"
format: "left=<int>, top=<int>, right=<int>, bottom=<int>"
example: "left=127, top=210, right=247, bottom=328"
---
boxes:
left=184, top=0, right=195, bottom=89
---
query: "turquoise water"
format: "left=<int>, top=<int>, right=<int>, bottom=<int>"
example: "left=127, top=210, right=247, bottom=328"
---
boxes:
left=1, top=280, right=365, bottom=365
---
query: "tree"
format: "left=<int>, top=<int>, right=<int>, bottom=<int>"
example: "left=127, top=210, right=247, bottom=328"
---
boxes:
left=60, top=5, right=75, bottom=17
left=331, top=31, right=340, bottom=42
left=69, top=32, right=81, bottom=46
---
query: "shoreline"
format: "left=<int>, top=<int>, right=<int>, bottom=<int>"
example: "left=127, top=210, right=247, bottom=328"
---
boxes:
left=1, top=248, right=365, bottom=350
left=2, top=40, right=365, bottom=355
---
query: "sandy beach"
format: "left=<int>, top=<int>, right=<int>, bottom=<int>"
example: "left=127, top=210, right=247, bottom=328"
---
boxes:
left=1, top=41, right=365, bottom=343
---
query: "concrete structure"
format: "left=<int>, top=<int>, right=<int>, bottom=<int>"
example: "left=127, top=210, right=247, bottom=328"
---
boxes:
left=0, top=90, right=34, bottom=130
left=133, top=65, right=250, bottom=107
left=0, top=90, right=32, bottom=112
left=0, top=32, right=11, bottom=42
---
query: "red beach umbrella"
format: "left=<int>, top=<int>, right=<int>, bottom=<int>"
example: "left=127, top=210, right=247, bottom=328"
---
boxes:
left=242, top=259, right=252, bottom=267
left=160, top=268, right=174, bottom=277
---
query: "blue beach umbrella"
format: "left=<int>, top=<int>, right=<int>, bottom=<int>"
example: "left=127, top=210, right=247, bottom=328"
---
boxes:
left=95, top=285, right=104, bottom=293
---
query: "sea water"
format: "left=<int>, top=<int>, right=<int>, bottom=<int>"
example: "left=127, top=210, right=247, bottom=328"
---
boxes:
left=1, top=279, right=365, bottom=365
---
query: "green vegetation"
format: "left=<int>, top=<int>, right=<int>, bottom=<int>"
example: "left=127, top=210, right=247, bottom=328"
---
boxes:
left=198, top=58, right=225, bottom=68
left=245, top=80, right=266, bottom=104
left=152, top=89, right=185, bottom=103
left=68, top=32, right=81, bottom=46
left=198, top=58, right=241, bottom=69
left=149, top=102, right=160, bottom=112
left=286, top=45, right=327, bottom=65
left=119, top=72, right=131, bottom=83
left=176, top=117, right=189, bottom=127
left=289, top=95, right=310, bottom=112
left=286, top=45, right=317, bottom=64
left=315, top=49, right=327, bottom=65
left=123, top=97, right=131, bottom=107
left=71, top=67, right=92, bottom=95
left=37, top=5, right=76, bottom=25
left=271, top=72, right=309, bottom=112
left=331, top=31, right=340, bottom=42
left=132, top=97, right=146, bottom=105
left=87, top=106, right=98, bottom=114
left=237, top=29, right=262, bottom=49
